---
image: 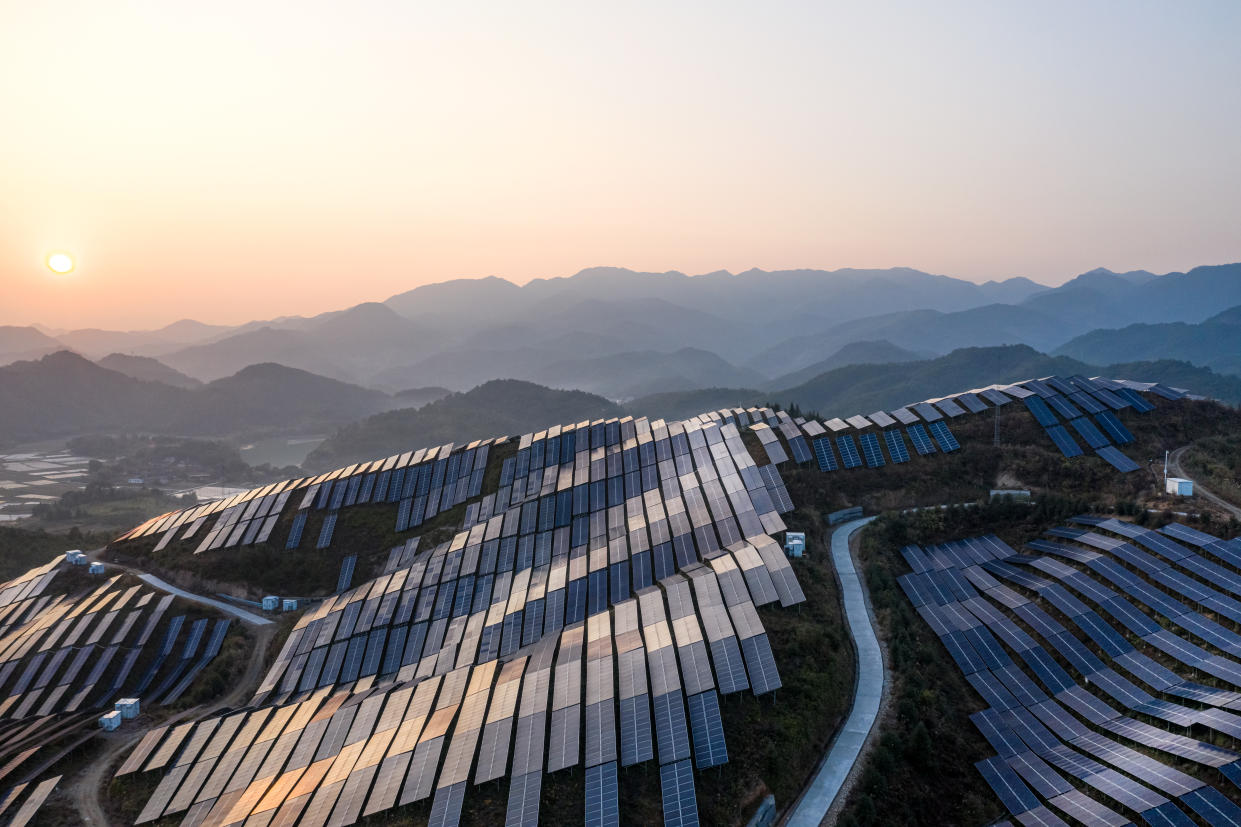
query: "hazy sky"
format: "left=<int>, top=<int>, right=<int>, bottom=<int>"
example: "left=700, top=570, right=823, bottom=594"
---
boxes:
left=3, top=1, right=1239, bottom=329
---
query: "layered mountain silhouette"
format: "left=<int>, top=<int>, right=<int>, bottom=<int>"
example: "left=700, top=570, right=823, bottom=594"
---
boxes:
left=1056, top=305, right=1241, bottom=376
left=0, top=352, right=398, bottom=444
left=12, top=263, right=1241, bottom=399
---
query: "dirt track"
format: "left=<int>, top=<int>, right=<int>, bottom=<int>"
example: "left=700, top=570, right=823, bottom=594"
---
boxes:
left=65, top=604, right=276, bottom=824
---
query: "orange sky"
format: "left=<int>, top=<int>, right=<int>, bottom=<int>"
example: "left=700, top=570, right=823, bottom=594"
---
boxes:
left=3, top=1, right=1239, bottom=329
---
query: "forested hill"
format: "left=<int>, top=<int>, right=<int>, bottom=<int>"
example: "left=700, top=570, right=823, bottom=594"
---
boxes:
left=304, top=379, right=623, bottom=470
left=769, top=345, right=1241, bottom=416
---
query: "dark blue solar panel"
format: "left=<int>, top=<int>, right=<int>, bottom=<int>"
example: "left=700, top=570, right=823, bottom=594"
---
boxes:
left=883, top=429, right=911, bottom=463
left=835, top=435, right=862, bottom=469
left=976, top=756, right=1040, bottom=816
left=928, top=421, right=960, bottom=452
left=659, top=759, right=700, bottom=827
left=585, top=761, right=619, bottom=827
left=619, top=694, right=654, bottom=766
left=1068, top=417, right=1109, bottom=449
left=316, top=512, right=338, bottom=549
left=907, top=424, right=937, bottom=455
left=1069, top=391, right=1107, bottom=414
left=1046, top=395, right=1083, bottom=419
left=1024, top=396, right=1059, bottom=427
left=859, top=432, right=885, bottom=468
left=787, top=435, right=813, bottom=464
left=396, top=497, right=413, bottom=532
left=285, top=512, right=307, bottom=549
left=1096, top=446, right=1140, bottom=473
left=652, top=691, right=691, bottom=763
left=687, top=691, right=728, bottom=769
left=1116, top=388, right=1156, bottom=413
left=372, top=470, right=391, bottom=502
left=812, top=438, right=837, bottom=471
left=1184, top=786, right=1241, bottom=826
left=336, top=555, right=356, bottom=592
left=1095, top=411, right=1135, bottom=444
left=1044, top=425, right=1083, bottom=458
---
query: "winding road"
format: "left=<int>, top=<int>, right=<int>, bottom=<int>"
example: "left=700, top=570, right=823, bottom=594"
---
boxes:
left=66, top=550, right=278, bottom=823
left=785, top=516, right=883, bottom=827
left=1169, top=446, right=1241, bottom=521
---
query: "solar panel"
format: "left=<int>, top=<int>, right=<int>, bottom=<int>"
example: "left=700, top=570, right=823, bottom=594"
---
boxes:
left=906, top=424, right=937, bottom=456
left=1094, top=411, right=1135, bottom=444
left=316, top=512, right=338, bottom=549
left=336, top=556, right=357, bottom=593
left=812, top=438, right=838, bottom=472
left=285, top=512, right=308, bottom=550
left=1044, top=426, right=1083, bottom=458
left=687, top=691, right=728, bottom=769
left=835, top=435, right=862, bottom=469
left=883, top=429, right=911, bottom=463
left=858, top=432, right=885, bottom=468
left=1096, top=446, right=1141, bottom=473
left=1068, top=417, right=1109, bottom=449
left=934, top=398, right=967, bottom=418
left=652, top=692, right=691, bottom=764
left=1116, top=387, right=1156, bottom=412
left=1024, top=397, right=1059, bottom=427
left=1046, top=395, right=1083, bottom=420
left=585, top=761, right=620, bottom=827
left=659, top=759, right=700, bottom=827
left=956, top=393, right=989, bottom=414
left=912, top=402, right=943, bottom=422
left=787, top=435, right=813, bottom=464
left=928, top=421, right=960, bottom=452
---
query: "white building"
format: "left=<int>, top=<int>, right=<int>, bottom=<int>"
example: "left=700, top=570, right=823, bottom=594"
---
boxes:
left=262, top=595, right=280, bottom=611
left=784, top=532, right=806, bottom=557
left=116, top=698, right=140, bottom=719
left=99, top=710, right=122, bottom=731
left=1166, top=477, right=1194, bottom=497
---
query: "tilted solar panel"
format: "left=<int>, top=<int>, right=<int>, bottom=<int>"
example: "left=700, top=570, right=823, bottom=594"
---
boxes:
left=1096, top=447, right=1141, bottom=473
left=906, top=424, right=937, bottom=456
left=859, top=432, right=885, bottom=468
left=884, top=429, right=911, bottom=463
left=1044, top=426, right=1083, bottom=459
left=1094, top=412, right=1135, bottom=444
left=1068, top=418, right=1109, bottom=450
left=812, top=438, right=838, bottom=472
left=835, top=435, right=862, bottom=469
left=1024, top=397, right=1059, bottom=427
left=928, top=421, right=960, bottom=452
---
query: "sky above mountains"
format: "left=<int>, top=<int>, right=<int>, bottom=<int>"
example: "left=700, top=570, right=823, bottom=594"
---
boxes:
left=3, top=1, right=1239, bottom=328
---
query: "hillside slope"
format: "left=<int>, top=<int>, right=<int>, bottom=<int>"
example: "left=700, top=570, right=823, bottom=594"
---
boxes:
left=1055, top=305, right=1241, bottom=376
left=770, top=344, right=1241, bottom=415
left=305, top=379, right=624, bottom=469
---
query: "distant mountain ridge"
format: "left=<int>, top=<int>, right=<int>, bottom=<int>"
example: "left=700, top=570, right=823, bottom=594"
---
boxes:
left=0, top=351, right=399, bottom=445
left=1055, top=305, right=1241, bottom=377
left=97, top=353, right=202, bottom=389
left=768, top=344, right=1241, bottom=416
left=10, top=262, right=1241, bottom=402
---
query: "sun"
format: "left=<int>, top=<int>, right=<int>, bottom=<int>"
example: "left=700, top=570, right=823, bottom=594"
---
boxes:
left=47, top=252, right=75, bottom=274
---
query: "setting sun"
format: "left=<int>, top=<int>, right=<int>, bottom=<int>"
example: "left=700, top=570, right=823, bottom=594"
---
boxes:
left=47, top=253, right=74, bottom=274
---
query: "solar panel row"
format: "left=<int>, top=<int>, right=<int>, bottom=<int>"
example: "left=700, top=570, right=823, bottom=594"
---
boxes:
left=900, top=521, right=1241, bottom=826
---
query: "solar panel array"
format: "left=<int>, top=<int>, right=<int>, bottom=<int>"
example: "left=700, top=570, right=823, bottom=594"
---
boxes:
left=116, top=412, right=807, bottom=826
left=118, top=438, right=500, bottom=556
left=0, top=558, right=234, bottom=823
left=898, top=519, right=1241, bottom=826
left=117, top=376, right=1166, bottom=562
